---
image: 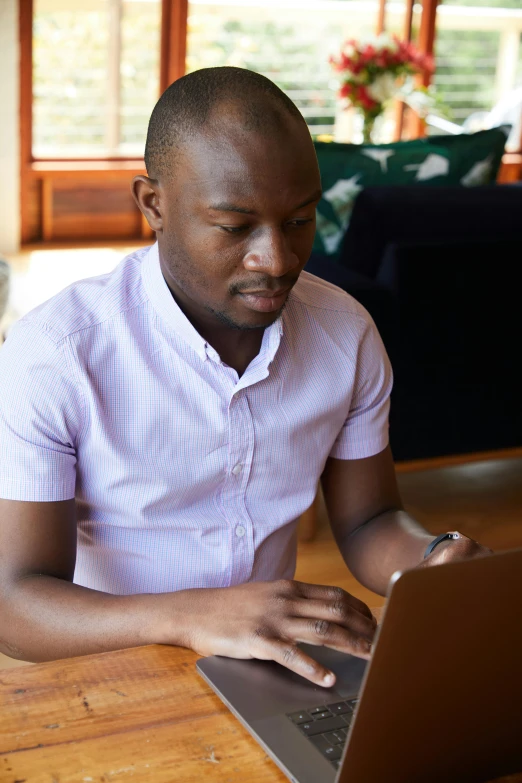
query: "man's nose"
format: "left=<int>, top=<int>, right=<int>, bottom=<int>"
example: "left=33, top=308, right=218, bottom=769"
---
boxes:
left=243, top=229, right=300, bottom=278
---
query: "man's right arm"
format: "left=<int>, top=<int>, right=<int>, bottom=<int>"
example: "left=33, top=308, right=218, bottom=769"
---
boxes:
left=0, top=497, right=376, bottom=686
left=0, top=321, right=176, bottom=662
left=0, top=498, right=181, bottom=661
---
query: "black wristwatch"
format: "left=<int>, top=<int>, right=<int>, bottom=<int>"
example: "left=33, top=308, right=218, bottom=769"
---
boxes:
left=423, top=532, right=461, bottom=559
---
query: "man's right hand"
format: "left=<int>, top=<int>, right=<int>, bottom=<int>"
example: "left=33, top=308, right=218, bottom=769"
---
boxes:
left=175, top=579, right=377, bottom=687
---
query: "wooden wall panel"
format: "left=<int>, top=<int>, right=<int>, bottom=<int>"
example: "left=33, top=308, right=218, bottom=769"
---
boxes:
left=50, top=181, right=142, bottom=241
left=52, top=213, right=142, bottom=241
left=26, top=164, right=150, bottom=243
left=52, top=182, right=137, bottom=216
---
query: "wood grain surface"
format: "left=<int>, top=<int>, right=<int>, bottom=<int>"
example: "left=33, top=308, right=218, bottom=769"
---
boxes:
left=0, top=644, right=286, bottom=783
left=1, top=643, right=522, bottom=783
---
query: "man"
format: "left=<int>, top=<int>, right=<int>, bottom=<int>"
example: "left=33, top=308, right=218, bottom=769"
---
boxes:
left=0, top=68, right=487, bottom=685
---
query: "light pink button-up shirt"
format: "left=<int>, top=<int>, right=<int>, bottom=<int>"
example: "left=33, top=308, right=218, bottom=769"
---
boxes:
left=0, top=244, right=392, bottom=595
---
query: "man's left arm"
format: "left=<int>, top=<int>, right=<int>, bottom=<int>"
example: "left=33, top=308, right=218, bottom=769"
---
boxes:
left=321, top=445, right=490, bottom=597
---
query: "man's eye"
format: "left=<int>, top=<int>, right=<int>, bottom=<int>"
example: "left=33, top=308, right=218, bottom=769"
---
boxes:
left=288, top=218, right=314, bottom=227
left=219, top=225, right=248, bottom=234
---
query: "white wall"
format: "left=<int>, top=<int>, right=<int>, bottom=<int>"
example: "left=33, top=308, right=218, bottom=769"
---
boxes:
left=0, top=0, right=20, bottom=255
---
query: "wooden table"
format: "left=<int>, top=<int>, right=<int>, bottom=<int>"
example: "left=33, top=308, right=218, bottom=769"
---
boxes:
left=1, top=645, right=521, bottom=783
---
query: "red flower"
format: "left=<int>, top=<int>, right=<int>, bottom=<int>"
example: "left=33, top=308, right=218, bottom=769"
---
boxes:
left=355, top=85, right=378, bottom=111
left=339, top=82, right=354, bottom=99
left=359, top=44, right=376, bottom=65
left=341, top=53, right=355, bottom=70
left=331, top=33, right=433, bottom=114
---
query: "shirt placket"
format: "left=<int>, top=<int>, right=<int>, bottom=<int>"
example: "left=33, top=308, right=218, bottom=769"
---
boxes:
left=205, top=327, right=283, bottom=587
left=223, top=385, right=256, bottom=585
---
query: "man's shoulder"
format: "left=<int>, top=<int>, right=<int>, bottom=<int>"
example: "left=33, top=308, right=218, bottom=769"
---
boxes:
left=289, top=270, right=369, bottom=324
left=18, top=246, right=151, bottom=345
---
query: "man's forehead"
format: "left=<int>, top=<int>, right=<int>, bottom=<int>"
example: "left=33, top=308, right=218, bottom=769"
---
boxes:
left=177, top=172, right=320, bottom=211
left=170, top=128, right=319, bottom=203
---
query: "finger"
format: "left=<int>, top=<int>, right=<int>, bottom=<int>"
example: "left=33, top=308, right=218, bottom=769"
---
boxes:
left=287, top=617, right=372, bottom=659
left=289, top=584, right=377, bottom=640
left=291, top=598, right=376, bottom=642
left=292, top=581, right=374, bottom=621
left=254, top=635, right=337, bottom=688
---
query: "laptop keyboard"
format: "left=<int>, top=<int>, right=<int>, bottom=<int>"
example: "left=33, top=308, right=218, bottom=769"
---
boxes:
left=287, top=699, right=358, bottom=768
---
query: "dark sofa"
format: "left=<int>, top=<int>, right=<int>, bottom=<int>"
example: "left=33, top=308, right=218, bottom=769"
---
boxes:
left=305, top=186, right=522, bottom=461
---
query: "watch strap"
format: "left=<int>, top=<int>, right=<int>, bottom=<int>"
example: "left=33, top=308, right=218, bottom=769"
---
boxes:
left=424, top=532, right=460, bottom=559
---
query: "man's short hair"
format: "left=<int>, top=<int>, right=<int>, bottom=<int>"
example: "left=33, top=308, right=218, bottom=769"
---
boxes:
left=144, top=66, right=305, bottom=178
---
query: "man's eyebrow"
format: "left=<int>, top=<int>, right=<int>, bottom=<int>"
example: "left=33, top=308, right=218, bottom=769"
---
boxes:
left=208, top=202, right=255, bottom=215
left=295, top=190, right=323, bottom=209
left=208, top=190, right=323, bottom=215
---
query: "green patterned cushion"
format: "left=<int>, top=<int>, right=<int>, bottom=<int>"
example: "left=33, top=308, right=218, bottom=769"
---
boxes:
left=425, top=128, right=508, bottom=185
left=314, top=127, right=509, bottom=256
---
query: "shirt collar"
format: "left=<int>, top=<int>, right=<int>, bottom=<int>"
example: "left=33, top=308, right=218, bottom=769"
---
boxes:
left=141, top=242, right=284, bottom=368
left=141, top=242, right=208, bottom=360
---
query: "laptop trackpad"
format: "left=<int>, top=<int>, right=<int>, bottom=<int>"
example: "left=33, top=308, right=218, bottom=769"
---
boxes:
left=299, top=644, right=368, bottom=698
left=197, top=645, right=367, bottom=721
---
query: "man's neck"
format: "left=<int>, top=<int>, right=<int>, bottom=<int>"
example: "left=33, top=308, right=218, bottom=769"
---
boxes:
left=165, top=279, right=265, bottom=377
left=205, top=328, right=265, bottom=377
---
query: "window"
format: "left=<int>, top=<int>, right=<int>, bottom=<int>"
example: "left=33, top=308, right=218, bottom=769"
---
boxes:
left=33, top=0, right=162, bottom=158
left=432, top=0, right=522, bottom=142
left=186, top=0, right=412, bottom=139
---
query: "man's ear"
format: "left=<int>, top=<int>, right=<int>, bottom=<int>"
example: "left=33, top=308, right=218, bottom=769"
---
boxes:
left=132, top=175, right=163, bottom=233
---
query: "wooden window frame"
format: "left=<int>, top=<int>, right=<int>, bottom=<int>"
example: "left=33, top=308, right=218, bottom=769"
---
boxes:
left=376, top=0, right=437, bottom=140
left=19, top=0, right=188, bottom=244
left=412, top=0, right=439, bottom=138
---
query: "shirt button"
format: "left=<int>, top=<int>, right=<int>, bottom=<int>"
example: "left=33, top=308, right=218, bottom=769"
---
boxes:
left=235, top=525, right=246, bottom=538
left=231, top=463, right=243, bottom=475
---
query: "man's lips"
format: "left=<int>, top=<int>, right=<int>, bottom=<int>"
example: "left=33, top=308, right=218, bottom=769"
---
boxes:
left=237, top=287, right=291, bottom=313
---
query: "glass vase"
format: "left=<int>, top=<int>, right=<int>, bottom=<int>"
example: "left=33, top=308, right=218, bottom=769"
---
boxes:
left=362, top=114, right=377, bottom=144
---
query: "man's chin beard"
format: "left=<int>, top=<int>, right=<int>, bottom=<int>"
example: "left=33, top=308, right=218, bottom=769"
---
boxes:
left=205, top=302, right=286, bottom=331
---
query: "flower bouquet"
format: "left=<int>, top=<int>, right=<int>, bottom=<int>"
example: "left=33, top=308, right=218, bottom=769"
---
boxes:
left=329, top=34, right=435, bottom=143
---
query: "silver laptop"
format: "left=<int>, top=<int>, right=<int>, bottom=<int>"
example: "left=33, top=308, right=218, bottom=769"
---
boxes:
left=197, top=549, right=522, bottom=783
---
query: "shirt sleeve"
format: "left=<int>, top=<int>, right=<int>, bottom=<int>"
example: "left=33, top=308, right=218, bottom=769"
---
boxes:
left=0, top=320, right=83, bottom=501
left=328, top=314, right=393, bottom=460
